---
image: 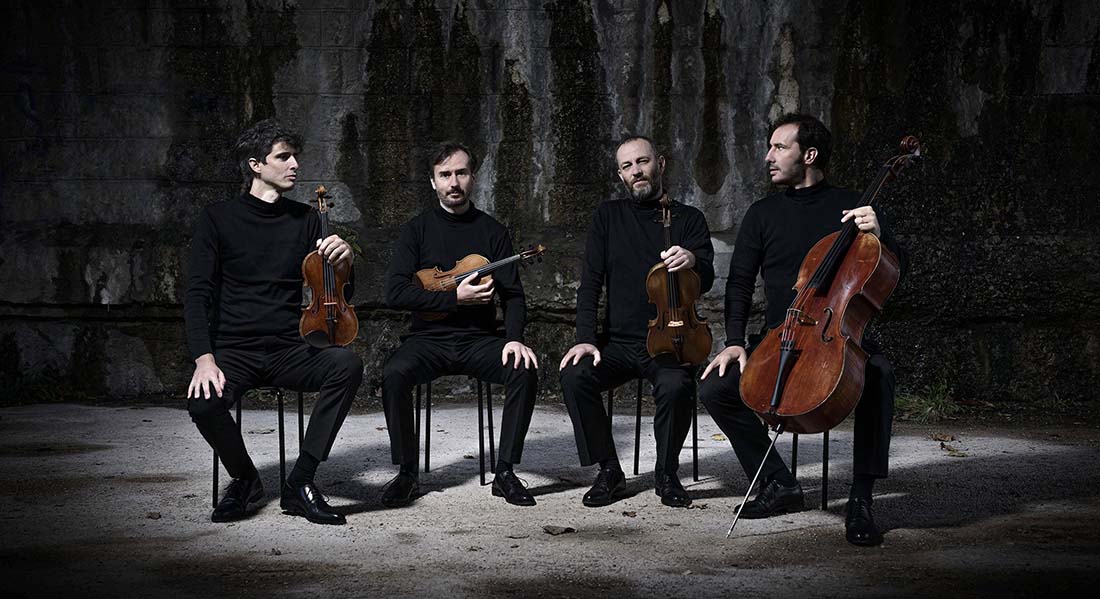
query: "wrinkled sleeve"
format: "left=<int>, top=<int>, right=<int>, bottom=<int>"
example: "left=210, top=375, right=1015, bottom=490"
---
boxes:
left=575, top=206, right=607, bottom=345
left=183, top=209, right=219, bottom=360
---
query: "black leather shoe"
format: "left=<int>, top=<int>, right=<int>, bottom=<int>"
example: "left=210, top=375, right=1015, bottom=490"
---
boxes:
left=380, top=470, right=420, bottom=508
left=280, top=482, right=346, bottom=525
left=735, top=478, right=804, bottom=519
left=845, top=497, right=883, bottom=546
left=654, top=472, right=692, bottom=508
left=491, top=470, right=536, bottom=506
left=582, top=468, right=627, bottom=507
left=211, top=476, right=264, bottom=522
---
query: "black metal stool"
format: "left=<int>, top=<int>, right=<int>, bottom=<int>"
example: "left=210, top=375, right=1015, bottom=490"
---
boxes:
left=211, top=387, right=305, bottom=508
left=607, top=379, right=700, bottom=482
left=790, top=431, right=830, bottom=510
left=415, top=378, right=497, bottom=485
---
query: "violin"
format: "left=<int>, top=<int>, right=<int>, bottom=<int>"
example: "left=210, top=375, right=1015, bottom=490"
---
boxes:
left=299, top=185, right=358, bottom=348
left=727, top=136, right=920, bottom=536
left=413, top=244, right=546, bottom=321
left=645, top=194, right=712, bottom=366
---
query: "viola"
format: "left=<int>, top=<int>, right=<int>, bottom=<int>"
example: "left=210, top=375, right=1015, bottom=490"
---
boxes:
left=413, top=244, right=546, bottom=321
left=645, top=195, right=712, bottom=366
left=299, top=185, right=358, bottom=347
left=728, top=136, right=920, bottom=536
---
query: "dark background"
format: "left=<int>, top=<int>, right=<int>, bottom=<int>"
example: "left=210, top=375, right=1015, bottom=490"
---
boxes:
left=1, top=0, right=1097, bottom=409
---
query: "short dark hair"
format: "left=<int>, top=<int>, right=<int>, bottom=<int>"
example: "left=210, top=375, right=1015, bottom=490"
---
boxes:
left=770, top=113, right=832, bottom=169
left=234, top=119, right=303, bottom=189
left=614, top=134, right=659, bottom=163
left=429, top=141, right=478, bottom=176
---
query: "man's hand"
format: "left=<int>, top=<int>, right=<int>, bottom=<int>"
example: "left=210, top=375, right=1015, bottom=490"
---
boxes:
left=660, top=245, right=696, bottom=273
left=700, top=346, right=748, bottom=380
left=188, top=353, right=225, bottom=400
left=317, top=234, right=354, bottom=265
left=456, top=271, right=494, bottom=305
left=559, top=343, right=601, bottom=370
left=502, top=341, right=540, bottom=370
left=841, top=206, right=881, bottom=237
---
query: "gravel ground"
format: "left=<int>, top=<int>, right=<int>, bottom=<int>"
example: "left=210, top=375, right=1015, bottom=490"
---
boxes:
left=2, top=402, right=1098, bottom=598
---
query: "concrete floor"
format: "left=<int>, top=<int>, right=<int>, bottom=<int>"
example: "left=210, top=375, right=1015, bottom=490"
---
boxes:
left=2, top=402, right=1098, bottom=598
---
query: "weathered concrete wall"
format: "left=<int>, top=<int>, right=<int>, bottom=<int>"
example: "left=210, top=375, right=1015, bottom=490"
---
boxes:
left=1, top=0, right=1097, bottom=406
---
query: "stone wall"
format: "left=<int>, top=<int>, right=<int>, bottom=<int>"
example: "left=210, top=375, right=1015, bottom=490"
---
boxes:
left=2, top=0, right=1097, bottom=406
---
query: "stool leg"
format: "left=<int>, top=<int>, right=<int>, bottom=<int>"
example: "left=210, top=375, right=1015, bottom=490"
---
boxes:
left=821, top=430, right=830, bottom=510
left=425, top=382, right=432, bottom=473
left=791, top=432, right=799, bottom=479
left=278, top=390, right=286, bottom=485
left=634, top=379, right=642, bottom=476
left=607, top=388, right=613, bottom=420
left=297, top=392, right=304, bottom=449
left=692, top=386, right=699, bottom=482
left=487, top=383, right=496, bottom=474
left=478, top=380, right=486, bottom=486
left=212, top=450, right=219, bottom=509
left=415, top=385, right=421, bottom=441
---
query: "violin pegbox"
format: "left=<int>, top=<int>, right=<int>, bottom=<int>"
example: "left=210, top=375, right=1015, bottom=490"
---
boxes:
left=519, top=243, right=546, bottom=267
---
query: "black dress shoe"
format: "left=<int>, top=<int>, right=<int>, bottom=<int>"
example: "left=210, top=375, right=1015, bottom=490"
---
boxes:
left=735, top=478, right=804, bottom=519
left=211, top=476, right=264, bottom=522
left=380, top=470, right=420, bottom=508
left=491, top=470, right=536, bottom=506
left=845, top=497, right=883, bottom=546
left=582, top=468, right=627, bottom=507
left=280, top=482, right=346, bottom=525
left=654, top=472, right=692, bottom=508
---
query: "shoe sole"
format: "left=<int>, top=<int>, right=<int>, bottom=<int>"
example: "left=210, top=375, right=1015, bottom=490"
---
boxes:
left=582, top=486, right=629, bottom=508
left=380, top=485, right=420, bottom=508
left=491, top=485, right=536, bottom=506
left=736, top=502, right=805, bottom=520
left=280, top=503, right=346, bottom=525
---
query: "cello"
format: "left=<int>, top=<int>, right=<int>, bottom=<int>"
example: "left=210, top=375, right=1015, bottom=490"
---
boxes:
left=645, top=194, right=712, bottom=366
left=727, top=136, right=920, bottom=536
left=299, top=185, right=358, bottom=348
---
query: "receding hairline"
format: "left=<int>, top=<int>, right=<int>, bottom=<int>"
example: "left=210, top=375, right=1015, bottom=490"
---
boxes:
left=614, top=137, right=659, bottom=164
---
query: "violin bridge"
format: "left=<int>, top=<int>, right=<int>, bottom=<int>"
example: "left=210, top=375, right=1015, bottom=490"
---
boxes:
left=668, top=320, right=684, bottom=327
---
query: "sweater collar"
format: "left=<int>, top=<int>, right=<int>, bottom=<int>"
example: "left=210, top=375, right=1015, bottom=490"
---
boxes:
left=784, top=180, right=833, bottom=199
left=239, top=192, right=287, bottom=215
left=435, top=203, right=479, bottom=223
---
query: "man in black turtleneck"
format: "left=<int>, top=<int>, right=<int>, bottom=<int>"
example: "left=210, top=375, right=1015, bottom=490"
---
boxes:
left=380, top=141, right=539, bottom=508
left=699, top=113, right=909, bottom=546
left=184, top=119, right=361, bottom=525
left=559, top=135, right=715, bottom=508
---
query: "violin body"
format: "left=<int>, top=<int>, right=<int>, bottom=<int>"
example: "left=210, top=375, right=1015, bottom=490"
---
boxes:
left=413, top=254, right=492, bottom=321
left=299, top=186, right=359, bottom=348
left=644, top=195, right=712, bottom=366
left=739, top=231, right=900, bottom=434
left=645, top=263, right=712, bottom=365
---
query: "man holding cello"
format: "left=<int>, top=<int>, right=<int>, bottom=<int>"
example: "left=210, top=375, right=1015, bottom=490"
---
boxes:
left=699, top=113, right=909, bottom=546
left=560, top=135, right=715, bottom=508
left=380, top=141, right=540, bottom=508
left=184, top=119, right=361, bottom=525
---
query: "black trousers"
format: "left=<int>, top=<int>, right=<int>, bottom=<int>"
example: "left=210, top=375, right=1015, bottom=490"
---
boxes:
left=381, top=334, right=538, bottom=468
left=559, top=340, right=696, bottom=476
left=698, top=352, right=896, bottom=483
left=188, top=337, right=362, bottom=479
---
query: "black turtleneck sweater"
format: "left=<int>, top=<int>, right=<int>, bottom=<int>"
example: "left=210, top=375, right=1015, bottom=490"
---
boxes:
left=385, top=205, right=526, bottom=341
left=723, top=181, right=909, bottom=348
left=184, top=193, right=340, bottom=360
left=576, top=196, right=715, bottom=345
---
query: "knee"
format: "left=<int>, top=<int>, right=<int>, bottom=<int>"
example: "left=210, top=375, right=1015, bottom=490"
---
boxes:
left=188, top=395, right=229, bottom=422
left=331, top=348, right=363, bottom=383
left=559, top=360, right=596, bottom=395
left=505, top=364, right=538, bottom=388
left=653, top=370, right=694, bottom=403
left=699, top=372, right=741, bottom=412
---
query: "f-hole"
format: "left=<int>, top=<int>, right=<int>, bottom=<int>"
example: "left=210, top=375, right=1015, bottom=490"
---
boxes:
left=821, top=307, right=835, bottom=343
